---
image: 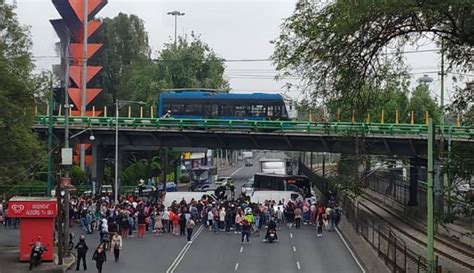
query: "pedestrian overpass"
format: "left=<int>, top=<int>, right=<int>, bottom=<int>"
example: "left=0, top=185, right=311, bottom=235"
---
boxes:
left=33, top=115, right=473, bottom=156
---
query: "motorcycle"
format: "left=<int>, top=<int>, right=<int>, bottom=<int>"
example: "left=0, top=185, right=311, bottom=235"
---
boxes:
left=266, top=229, right=277, bottom=243
left=29, top=243, right=47, bottom=270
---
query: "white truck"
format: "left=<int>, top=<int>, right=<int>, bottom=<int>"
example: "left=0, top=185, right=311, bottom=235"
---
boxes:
left=259, top=158, right=289, bottom=175
left=242, top=151, right=253, bottom=159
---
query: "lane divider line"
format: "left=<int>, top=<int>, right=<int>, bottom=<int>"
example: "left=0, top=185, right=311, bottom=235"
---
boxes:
left=296, top=261, right=301, bottom=270
left=230, top=165, right=245, bottom=178
left=335, top=227, right=366, bottom=273
left=290, top=233, right=293, bottom=239
left=240, top=246, right=243, bottom=253
left=166, top=225, right=204, bottom=273
left=234, top=263, right=239, bottom=271
left=292, top=246, right=296, bottom=252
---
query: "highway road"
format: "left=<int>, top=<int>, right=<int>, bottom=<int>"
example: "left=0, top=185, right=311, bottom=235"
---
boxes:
left=0, top=151, right=364, bottom=273
left=62, top=151, right=363, bottom=273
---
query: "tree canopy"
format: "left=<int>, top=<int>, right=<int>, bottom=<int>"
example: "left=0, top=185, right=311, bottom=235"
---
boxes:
left=0, top=0, right=44, bottom=184
left=116, top=34, right=228, bottom=104
left=101, top=13, right=151, bottom=101
left=272, top=0, right=474, bottom=107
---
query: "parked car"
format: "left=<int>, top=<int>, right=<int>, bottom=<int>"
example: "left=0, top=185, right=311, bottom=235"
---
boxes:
left=216, top=177, right=231, bottom=187
left=241, top=178, right=254, bottom=195
left=84, top=185, right=113, bottom=195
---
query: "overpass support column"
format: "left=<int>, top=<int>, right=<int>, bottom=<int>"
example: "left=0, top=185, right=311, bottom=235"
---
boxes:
left=91, top=144, right=105, bottom=190
left=408, top=157, right=420, bottom=206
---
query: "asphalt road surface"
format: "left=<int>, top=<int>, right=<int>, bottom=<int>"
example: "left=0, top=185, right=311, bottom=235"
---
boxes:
left=63, top=152, right=363, bottom=273
left=0, top=152, right=364, bottom=273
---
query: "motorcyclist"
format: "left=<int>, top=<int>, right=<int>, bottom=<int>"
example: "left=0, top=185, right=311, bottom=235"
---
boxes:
left=29, top=236, right=46, bottom=270
left=162, top=110, right=172, bottom=119
left=264, top=219, right=278, bottom=242
left=75, top=235, right=89, bottom=271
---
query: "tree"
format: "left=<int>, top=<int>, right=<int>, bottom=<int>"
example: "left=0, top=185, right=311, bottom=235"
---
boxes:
left=0, top=1, right=44, bottom=184
left=272, top=0, right=473, bottom=107
left=407, top=83, right=441, bottom=124
left=101, top=13, right=151, bottom=101
left=121, top=156, right=161, bottom=186
left=116, top=34, right=228, bottom=104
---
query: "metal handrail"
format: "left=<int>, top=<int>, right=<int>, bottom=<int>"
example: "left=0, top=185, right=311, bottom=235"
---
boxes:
left=33, top=116, right=474, bottom=140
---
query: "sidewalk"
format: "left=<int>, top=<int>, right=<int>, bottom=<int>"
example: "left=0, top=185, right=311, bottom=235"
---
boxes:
left=0, top=228, right=74, bottom=273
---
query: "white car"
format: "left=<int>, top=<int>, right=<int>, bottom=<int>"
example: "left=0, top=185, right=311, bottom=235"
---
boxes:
left=84, top=185, right=113, bottom=195
left=216, top=177, right=231, bottom=187
left=241, top=178, right=254, bottom=195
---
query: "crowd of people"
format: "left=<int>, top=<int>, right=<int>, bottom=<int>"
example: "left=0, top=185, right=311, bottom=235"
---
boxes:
left=1, top=185, right=341, bottom=273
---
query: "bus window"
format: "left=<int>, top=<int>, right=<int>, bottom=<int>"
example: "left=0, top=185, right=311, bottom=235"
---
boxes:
left=185, top=104, right=203, bottom=116
left=219, top=105, right=233, bottom=116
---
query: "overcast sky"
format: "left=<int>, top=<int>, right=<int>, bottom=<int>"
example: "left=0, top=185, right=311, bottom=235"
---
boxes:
left=11, top=0, right=472, bottom=104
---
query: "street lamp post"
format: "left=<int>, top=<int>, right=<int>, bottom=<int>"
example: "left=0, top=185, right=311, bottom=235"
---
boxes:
left=114, top=100, right=145, bottom=204
left=167, top=10, right=185, bottom=46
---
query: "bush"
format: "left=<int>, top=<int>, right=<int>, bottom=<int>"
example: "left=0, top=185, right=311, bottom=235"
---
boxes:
left=179, top=174, right=190, bottom=184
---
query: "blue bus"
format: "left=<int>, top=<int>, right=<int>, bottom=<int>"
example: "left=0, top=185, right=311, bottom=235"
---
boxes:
left=158, top=90, right=289, bottom=120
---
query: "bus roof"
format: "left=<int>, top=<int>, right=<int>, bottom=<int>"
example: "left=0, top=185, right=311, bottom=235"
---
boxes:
left=160, top=91, right=284, bottom=101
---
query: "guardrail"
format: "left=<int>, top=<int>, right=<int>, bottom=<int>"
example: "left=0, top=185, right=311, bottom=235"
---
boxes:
left=34, top=116, right=474, bottom=140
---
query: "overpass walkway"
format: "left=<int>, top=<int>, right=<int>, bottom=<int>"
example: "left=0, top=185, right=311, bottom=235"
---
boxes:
left=34, top=115, right=473, bottom=141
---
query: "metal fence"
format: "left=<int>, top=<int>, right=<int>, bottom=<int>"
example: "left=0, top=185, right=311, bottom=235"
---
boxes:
left=341, top=196, right=438, bottom=273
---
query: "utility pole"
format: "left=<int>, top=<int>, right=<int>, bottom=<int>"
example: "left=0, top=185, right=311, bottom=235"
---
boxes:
left=167, top=11, right=185, bottom=46
left=80, top=0, right=89, bottom=171
left=63, top=34, right=71, bottom=259
left=47, top=74, right=54, bottom=197
left=427, top=119, right=435, bottom=273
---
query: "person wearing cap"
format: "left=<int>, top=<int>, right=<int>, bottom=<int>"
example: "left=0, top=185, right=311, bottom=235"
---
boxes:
left=75, top=235, right=89, bottom=271
left=163, top=110, right=172, bottom=119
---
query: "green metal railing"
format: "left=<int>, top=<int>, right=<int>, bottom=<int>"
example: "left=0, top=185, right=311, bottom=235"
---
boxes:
left=34, top=116, right=474, bottom=140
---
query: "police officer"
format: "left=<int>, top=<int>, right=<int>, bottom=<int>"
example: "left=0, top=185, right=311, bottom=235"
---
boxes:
left=75, top=235, right=89, bottom=271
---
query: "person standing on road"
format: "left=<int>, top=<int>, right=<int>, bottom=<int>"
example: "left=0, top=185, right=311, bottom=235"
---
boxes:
left=241, top=218, right=251, bottom=244
left=186, top=217, right=196, bottom=242
left=294, top=207, right=302, bottom=229
left=137, top=210, right=146, bottom=238
left=111, top=232, right=123, bottom=262
left=75, top=235, right=89, bottom=271
left=92, top=243, right=107, bottom=273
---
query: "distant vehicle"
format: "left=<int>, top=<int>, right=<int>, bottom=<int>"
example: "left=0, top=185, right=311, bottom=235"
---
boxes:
left=84, top=185, right=113, bottom=195
left=242, top=151, right=253, bottom=159
left=216, top=177, right=231, bottom=187
left=163, top=192, right=217, bottom=208
left=241, top=178, right=254, bottom=195
left=253, top=173, right=312, bottom=198
left=189, top=166, right=218, bottom=191
left=245, top=159, right=253, bottom=167
left=250, top=190, right=303, bottom=204
left=158, top=90, right=290, bottom=120
left=135, top=183, right=177, bottom=196
left=259, top=158, right=288, bottom=175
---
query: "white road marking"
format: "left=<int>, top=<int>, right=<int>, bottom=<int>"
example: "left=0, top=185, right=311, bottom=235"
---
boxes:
left=166, top=225, right=204, bottom=273
left=296, top=261, right=301, bottom=270
left=234, top=263, right=239, bottom=271
left=240, top=246, right=243, bottom=253
left=230, top=165, right=245, bottom=178
left=335, top=227, right=366, bottom=273
left=290, top=233, right=293, bottom=239
left=292, top=246, right=296, bottom=252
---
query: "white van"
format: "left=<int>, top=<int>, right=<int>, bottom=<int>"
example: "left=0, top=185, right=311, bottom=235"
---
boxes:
left=163, top=192, right=216, bottom=208
left=250, top=190, right=303, bottom=204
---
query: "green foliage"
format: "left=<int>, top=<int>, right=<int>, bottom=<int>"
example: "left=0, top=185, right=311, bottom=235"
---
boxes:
left=101, top=13, right=151, bottom=101
left=116, top=33, right=228, bottom=105
left=121, top=156, right=161, bottom=186
left=70, top=165, right=87, bottom=185
left=272, top=0, right=473, bottom=105
left=179, top=174, right=190, bottom=184
left=407, top=84, right=441, bottom=123
left=0, top=1, right=44, bottom=184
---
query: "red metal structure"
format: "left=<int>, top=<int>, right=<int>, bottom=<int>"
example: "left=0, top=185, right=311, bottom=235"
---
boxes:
left=51, top=0, right=107, bottom=166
